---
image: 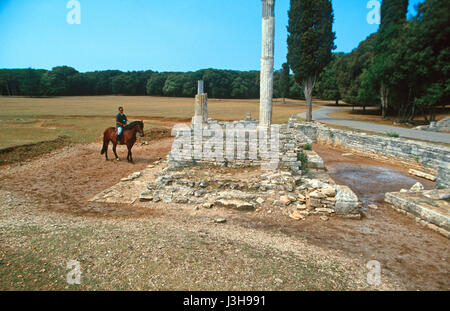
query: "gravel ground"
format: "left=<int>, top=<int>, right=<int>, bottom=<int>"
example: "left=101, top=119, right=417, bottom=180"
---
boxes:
left=0, top=134, right=447, bottom=290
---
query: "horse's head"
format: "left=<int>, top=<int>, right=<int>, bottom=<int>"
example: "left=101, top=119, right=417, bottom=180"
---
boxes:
left=138, top=120, right=145, bottom=137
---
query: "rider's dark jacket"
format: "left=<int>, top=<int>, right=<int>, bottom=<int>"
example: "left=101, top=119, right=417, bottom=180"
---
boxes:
left=116, top=113, right=127, bottom=128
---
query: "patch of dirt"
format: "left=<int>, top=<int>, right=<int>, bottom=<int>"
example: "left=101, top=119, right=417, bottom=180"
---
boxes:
left=307, top=143, right=449, bottom=290
left=0, top=136, right=72, bottom=166
left=313, top=143, right=436, bottom=190
left=0, top=133, right=173, bottom=218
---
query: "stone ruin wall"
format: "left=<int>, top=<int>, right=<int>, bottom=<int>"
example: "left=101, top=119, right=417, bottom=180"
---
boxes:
left=290, top=119, right=450, bottom=189
left=167, top=118, right=307, bottom=174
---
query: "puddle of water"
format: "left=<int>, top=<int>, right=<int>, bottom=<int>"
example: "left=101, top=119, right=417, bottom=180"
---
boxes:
left=327, top=163, right=426, bottom=205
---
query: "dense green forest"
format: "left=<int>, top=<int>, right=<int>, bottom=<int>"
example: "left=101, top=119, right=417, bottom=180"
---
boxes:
left=0, top=0, right=448, bottom=121
left=0, top=67, right=306, bottom=100
left=314, top=0, right=449, bottom=121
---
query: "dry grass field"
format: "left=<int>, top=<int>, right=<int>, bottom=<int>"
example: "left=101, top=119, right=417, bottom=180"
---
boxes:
left=0, top=96, right=317, bottom=149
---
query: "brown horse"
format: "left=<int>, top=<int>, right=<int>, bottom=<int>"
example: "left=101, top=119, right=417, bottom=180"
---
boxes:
left=100, top=121, right=144, bottom=163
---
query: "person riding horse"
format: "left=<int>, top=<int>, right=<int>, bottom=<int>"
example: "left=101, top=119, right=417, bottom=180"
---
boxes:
left=116, top=106, right=127, bottom=144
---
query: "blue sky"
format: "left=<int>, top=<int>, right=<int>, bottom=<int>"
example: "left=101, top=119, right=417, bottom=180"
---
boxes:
left=0, top=0, right=424, bottom=72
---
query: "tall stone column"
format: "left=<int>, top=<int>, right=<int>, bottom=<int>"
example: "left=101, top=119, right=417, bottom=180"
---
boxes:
left=193, top=80, right=208, bottom=124
left=259, top=0, right=275, bottom=126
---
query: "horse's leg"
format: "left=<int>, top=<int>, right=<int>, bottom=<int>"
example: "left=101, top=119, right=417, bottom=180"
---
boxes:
left=104, top=139, right=109, bottom=160
left=127, top=146, right=133, bottom=163
left=113, top=143, right=119, bottom=160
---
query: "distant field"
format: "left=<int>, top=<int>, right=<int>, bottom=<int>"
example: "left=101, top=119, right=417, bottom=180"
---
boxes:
left=0, top=96, right=320, bottom=149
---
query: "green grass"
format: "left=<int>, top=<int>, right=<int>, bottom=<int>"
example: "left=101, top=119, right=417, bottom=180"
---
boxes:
left=297, top=151, right=309, bottom=174
left=386, top=132, right=400, bottom=138
left=302, top=143, right=312, bottom=150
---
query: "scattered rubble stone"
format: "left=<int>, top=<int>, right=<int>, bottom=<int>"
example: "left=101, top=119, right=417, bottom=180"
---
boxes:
left=279, top=196, right=291, bottom=205
left=335, top=185, right=360, bottom=215
left=202, top=202, right=214, bottom=209
left=215, top=199, right=255, bottom=211
left=102, top=149, right=362, bottom=220
left=408, top=169, right=436, bottom=182
left=289, top=210, right=305, bottom=221
left=121, top=171, right=142, bottom=182
left=256, top=197, right=265, bottom=204
left=139, top=191, right=153, bottom=202
left=410, top=182, right=425, bottom=192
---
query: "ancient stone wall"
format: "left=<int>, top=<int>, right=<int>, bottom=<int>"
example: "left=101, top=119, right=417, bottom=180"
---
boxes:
left=290, top=120, right=450, bottom=188
left=167, top=119, right=308, bottom=173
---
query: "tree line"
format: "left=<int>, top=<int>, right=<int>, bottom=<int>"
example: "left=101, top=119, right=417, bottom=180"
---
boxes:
left=0, top=67, right=306, bottom=100
left=306, top=0, right=449, bottom=122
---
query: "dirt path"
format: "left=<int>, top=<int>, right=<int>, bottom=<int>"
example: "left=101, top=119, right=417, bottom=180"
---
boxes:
left=0, top=136, right=448, bottom=290
left=0, top=136, right=173, bottom=217
left=311, top=144, right=449, bottom=290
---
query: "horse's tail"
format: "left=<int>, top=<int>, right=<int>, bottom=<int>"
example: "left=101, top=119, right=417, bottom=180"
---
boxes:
left=100, top=133, right=108, bottom=155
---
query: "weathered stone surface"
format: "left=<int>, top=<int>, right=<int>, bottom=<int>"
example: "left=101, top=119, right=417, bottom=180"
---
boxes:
left=410, top=182, right=424, bottom=192
left=289, top=210, right=305, bottom=221
left=202, top=202, right=214, bottom=209
left=139, top=191, right=153, bottom=202
left=436, top=117, right=450, bottom=131
left=256, top=197, right=265, bottom=204
left=214, top=199, right=255, bottom=210
left=315, top=208, right=335, bottom=214
left=199, top=181, right=209, bottom=188
left=168, top=121, right=308, bottom=172
left=437, top=166, right=450, bottom=189
left=309, top=198, right=322, bottom=209
left=408, top=169, right=436, bottom=182
left=415, top=117, right=450, bottom=132
left=335, top=185, right=360, bottom=215
left=279, top=195, right=291, bottom=205
left=259, top=0, right=275, bottom=126
left=121, top=171, right=142, bottom=182
left=274, top=200, right=286, bottom=207
left=305, top=150, right=325, bottom=169
left=293, top=121, right=450, bottom=177
left=174, top=196, right=189, bottom=204
left=321, top=186, right=336, bottom=197
left=422, top=189, right=450, bottom=201
left=309, top=190, right=326, bottom=199
left=296, top=204, right=307, bottom=210
left=385, top=190, right=450, bottom=237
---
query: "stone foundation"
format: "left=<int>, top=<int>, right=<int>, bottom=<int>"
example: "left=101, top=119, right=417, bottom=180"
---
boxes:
left=290, top=118, right=450, bottom=188
left=139, top=165, right=361, bottom=218
left=385, top=188, right=450, bottom=238
left=167, top=118, right=309, bottom=173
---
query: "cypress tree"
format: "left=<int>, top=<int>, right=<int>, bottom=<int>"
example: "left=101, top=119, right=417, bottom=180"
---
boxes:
left=287, top=0, right=336, bottom=121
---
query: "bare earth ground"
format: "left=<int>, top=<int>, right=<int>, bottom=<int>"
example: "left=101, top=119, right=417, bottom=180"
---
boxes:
left=0, top=131, right=448, bottom=290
